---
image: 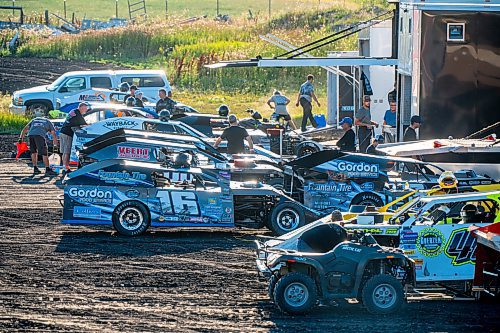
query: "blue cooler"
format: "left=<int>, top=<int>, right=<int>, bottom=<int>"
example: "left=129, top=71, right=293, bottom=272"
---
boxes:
left=314, top=114, right=326, bottom=128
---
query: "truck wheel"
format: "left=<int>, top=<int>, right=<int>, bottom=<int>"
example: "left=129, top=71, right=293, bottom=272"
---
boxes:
left=26, top=102, right=50, bottom=118
left=112, top=201, right=150, bottom=236
left=269, top=202, right=305, bottom=235
left=273, top=272, right=317, bottom=315
left=268, top=275, right=279, bottom=300
left=350, top=192, right=384, bottom=207
left=361, top=274, right=404, bottom=314
left=295, top=141, right=321, bottom=157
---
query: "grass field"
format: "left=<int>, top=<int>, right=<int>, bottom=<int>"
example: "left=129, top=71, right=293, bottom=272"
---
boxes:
left=0, top=0, right=369, bottom=21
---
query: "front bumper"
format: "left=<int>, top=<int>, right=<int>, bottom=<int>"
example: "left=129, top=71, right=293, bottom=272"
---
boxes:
left=9, top=103, right=26, bottom=115
left=255, top=240, right=272, bottom=278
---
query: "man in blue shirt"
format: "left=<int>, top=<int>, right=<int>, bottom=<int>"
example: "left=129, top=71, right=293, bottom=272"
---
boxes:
left=296, top=74, right=321, bottom=132
left=383, top=101, right=397, bottom=127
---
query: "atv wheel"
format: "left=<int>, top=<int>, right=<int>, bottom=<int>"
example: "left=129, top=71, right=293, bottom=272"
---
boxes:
left=273, top=272, right=317, bottom=315
left=361, top=274, right=404, bottom=314
left=269, top=202, right=305, bottom=236
left=350, top=192, right=384, bottom=207
left=268, top=275, right=279, bottom=300
left=113, top=201, right=150, bottom=236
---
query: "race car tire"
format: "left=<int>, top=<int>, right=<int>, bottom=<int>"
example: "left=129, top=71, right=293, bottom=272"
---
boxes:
left=269, top=202, right=305, bottom=236
left=112, top=201, right=150, bottom=236
left=350, top=192, right=384, bottom=207
left=273, top=272, right=317, bottom=315
left=266, top=178, right=284, bottom=191
left=268, top=275, right=279, bottom=301
left=361, top=274, right=405, bottom=314
left=295, top=141, right=321, bottom=157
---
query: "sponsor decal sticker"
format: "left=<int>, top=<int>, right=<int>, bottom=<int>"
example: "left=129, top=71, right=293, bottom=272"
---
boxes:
left=337, top=160, right=379, bottom=178
left=305, top=181, right=352, bottom=193
left=103, top=119, right=139, bottom=130
left=117, top=146, right=150, bottom=160
left=416, top=228, right=445, bottom=257
left=73, top=206, right=101, bottom=218
left=98, top=170, right=146, bottom=181
left=445, top=227, right=477, bottom=266
left=79, top=92, right=106, bottom=102
left=68, top=187, right=113, bottom=204
left=385, top=228, right=399, bottom=235
left=125, top=189, right=140, bottom=198
left=340, top=245, right=362, bottom=253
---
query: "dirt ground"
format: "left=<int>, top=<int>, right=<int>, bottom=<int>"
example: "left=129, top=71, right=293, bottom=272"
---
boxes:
left=1, top=57, right=500, bottom=332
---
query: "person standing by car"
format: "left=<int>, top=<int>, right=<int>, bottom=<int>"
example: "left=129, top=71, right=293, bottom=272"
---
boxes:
left=336, top=117, right=356, bottom=152
left=213, top=114, right=254, bottom=154
left=19, top=113, right=58, bottom=175
left=296, top=74, right=321, bottom=132
left=59, top=102, right=89, bottom=175
left=403, top=115, right=422, bottom=142
left=267, top=90, right=296, bottom=130
left=155, top=88, right=176, bottom=113
left=355, top=95, right=378, bottom=154
left=123, top=84, right=138, bottom=103
left=366, top=135, right=386, bottom=155
left=134, top=90, right=145, bottom=108
left=383, top=101, right=397, bottom=128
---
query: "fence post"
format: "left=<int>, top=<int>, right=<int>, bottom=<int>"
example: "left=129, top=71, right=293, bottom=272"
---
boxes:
left=64, top=0, right=67, bottom=19
left=116, top=0, right=119, bottom=18
left=45, top=10, right=49, bottom=25
left=216, top=0, right=219, bottom=17
left=165, top=0, right=168, bottom=18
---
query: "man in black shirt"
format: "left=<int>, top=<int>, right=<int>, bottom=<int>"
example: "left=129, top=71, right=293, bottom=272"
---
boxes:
left=366, top=135, right=386, bottom=155
left=155, top=88, right=176, bottom=113
left=214, top=114, right=254, bottom=154
left=403, top=115, right=421, bottom=142
left=336, top=117, right=356, bottom=152
left=59, top=102, right=89, bottom=174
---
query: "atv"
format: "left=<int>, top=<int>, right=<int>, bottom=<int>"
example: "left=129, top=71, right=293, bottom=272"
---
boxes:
left=255, top=220, right=415, bottom=315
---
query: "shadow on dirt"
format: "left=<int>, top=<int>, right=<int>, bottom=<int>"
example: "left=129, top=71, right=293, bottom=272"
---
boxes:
left=55, top=229, right=257, bottom=257
left=11, top=174, right=65, bottom=188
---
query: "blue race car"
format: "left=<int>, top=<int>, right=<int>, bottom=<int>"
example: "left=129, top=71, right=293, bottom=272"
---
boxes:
left=61, top=159, right=320, bottom=236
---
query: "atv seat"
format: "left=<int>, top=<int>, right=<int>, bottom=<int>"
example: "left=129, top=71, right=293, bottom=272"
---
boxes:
left=298, top=223, right=348, bottom=253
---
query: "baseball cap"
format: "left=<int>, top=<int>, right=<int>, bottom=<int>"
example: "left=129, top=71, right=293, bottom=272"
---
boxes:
left=339, top=117, right=353, bottom=126
left=375, top=134, right=385, bottom=143
left=135, top=90, right=143, bottom=96
left=363, top=95, right=372, bottom=101
left=130, top=85, right=138, bottom=90
left=411, top=115, right=422, bottom=124
left=79, top=101, right=91, bottom=109
left=228, top=114, right=238, bottom=123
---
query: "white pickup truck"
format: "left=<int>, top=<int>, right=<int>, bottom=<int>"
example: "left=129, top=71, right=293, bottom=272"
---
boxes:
left=9, top=70, right=172, bottom=117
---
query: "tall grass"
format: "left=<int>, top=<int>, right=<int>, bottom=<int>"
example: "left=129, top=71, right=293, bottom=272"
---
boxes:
left=0, top=94, right=29, bottom=133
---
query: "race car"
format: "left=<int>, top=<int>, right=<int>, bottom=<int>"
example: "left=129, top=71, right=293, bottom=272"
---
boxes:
left=282, top=150, right=496, bottom=213
left=61, top=159, right=321, bottom=235
left=337, top=190, right=500, bottom=282
left=70, top=116, right=282, bottom=164
left=255, top=221, right=415, bottom=314
left=76, top=134, right=283, bottom=185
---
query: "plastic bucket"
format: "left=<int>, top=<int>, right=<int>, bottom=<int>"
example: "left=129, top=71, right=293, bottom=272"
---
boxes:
left=314, top=114, right=326, bottom=128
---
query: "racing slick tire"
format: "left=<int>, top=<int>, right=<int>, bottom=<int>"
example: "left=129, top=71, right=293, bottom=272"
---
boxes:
left=295, top=141, right=321, bottom=157
left=269, top=202, right=305, bottom=236
left=361, top=274, right=405, bottom=314
left=350, top=192, right=384, bottom=208
left=112, top=201, right=150, bottom=236
left=273, top=272, right=317, bottom=315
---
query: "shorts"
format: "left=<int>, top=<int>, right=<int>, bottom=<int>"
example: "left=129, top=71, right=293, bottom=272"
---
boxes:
left=28, top=135, right=47, bottom=155
left=272, top=112, right=291, bottom=121
left=59, top=133, right=73, bottom=154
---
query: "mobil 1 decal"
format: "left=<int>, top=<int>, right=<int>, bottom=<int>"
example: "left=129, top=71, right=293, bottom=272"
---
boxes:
left=444, top=227, right=476, bottom=266
left=416, top=227, right=445, bottom=257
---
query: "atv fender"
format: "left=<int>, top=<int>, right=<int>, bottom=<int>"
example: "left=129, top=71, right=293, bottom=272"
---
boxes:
left=352, top=253, right=414, bottom=293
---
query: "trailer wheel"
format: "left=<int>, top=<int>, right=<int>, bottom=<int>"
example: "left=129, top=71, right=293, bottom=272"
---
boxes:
left=269, top=202, right=305, bottom=235
left=350, top=192, right=384, bottom=207
left=361, top=274, right=404, bottom=314
left=113, top=201, right=150, bottom=236
left=273, top=272, right=317, bottom=315
left=295, top=141, right=321, bottom=157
